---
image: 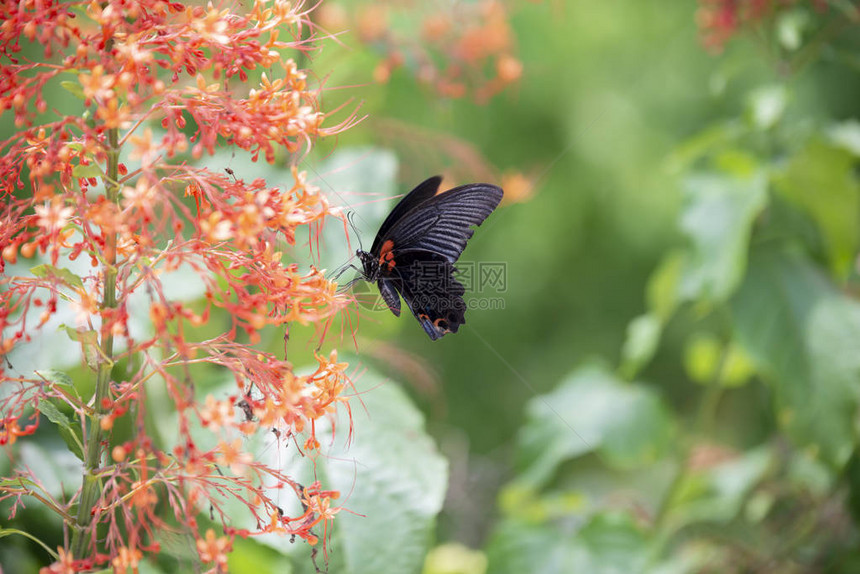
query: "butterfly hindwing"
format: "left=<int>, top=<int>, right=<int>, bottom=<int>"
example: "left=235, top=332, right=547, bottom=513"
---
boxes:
left=389, top=251, right=466, bottom=340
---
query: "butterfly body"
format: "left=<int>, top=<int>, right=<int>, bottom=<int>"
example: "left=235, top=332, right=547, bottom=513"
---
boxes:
left=357, top=176, right=503, bottom=340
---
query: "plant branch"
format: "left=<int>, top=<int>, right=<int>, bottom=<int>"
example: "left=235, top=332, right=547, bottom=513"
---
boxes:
left=70, top=125, right=121, bottom=560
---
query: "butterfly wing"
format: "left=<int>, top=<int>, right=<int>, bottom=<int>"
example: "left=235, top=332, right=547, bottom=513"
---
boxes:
left=381, top=183, right=504, bottom=264
left=386, top=251, right=466, bottom=340
left=370, top=176, right=442, bottom=255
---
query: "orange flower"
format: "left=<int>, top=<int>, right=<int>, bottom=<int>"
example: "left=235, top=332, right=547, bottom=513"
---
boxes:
left=216, top=439, right=253, bottom=476
left=39, top=547, right=76, bottom=574
left=196, top=529, right=232, bottom=571
left=34, top=199, right=74, bottom=233
left=130, top=480, right=158, bottom=510
left=199, top=395, right=235, bottom=432
left=112, top=546, right=143, bottom=574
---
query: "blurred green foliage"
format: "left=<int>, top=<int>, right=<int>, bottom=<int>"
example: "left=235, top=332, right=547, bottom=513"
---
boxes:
left=305, top=1, right=860, bottom=572
left=5, top=0, right=860, bottom=573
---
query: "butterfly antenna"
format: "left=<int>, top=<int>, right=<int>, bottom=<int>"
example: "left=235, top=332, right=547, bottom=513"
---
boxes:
left=347, top=211, right=364, bottom=252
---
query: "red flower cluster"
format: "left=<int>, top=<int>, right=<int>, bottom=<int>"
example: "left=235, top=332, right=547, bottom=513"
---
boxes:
left=317, top=0, right=523, bottom=102
left=0, top=0, right=357, bottom=571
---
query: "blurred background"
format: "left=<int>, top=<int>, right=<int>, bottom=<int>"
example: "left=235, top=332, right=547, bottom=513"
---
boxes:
left=4, top=0, right=860, bottom=573
left=295, top=1, right=860, bottom=572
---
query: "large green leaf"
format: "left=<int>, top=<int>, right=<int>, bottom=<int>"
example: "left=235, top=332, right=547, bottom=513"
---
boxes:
left=515, top=365, right=675, bottom=488
left=678, top=171, right=767, bottom=303
left=321, top=369, right=448, bottom=574
left=772, top=138, right=860, bottom=278
left=731, top=247, right=860, bottom=467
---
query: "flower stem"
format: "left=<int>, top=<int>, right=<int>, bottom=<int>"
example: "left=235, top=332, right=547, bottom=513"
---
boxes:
left=70, top=125, right=120, bottom=560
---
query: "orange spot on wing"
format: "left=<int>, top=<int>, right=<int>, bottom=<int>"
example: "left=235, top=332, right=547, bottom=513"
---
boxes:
left=378, top=240, right=396, bottom=270
left=378, top=239, right=395, bottom=270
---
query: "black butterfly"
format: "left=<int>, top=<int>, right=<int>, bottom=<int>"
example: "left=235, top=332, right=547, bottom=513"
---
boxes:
left=356, top=176, right=503, bottom=340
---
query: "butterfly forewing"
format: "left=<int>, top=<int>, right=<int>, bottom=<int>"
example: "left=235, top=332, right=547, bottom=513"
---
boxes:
left=369, top=176, right=442, bottom=254
left=381, top=183, right=503, bottom=263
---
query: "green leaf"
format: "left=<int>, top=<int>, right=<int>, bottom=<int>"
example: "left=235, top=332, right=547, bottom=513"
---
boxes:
left=60, top=80, right=85, bottom=99
left=37, top=399, right=71, bottom=428
left=227, top=537, right=293, bottom=574
left=0, top=477, right=39, bottom=488
left=788, top=450, right=833, bottom=497
left=619, top=313, right=662, bottom=379
left=38, top=369, right=74, bottom=388
left=731, top=247, right=860, bottom=467
left=486, top=511, right=650, bottom=574
left=62, top=324, right=97, bottom=343
left=713, top=150, right=760, bottom=177
left=61, top=326, right=98, bottom=344
left=38, top=399, right=84, bottom=461
left=62, top=326, right=100, bottom=370
left=772, top=138, right=860, bottom=278
left=646, top=250, right=686, bottom=321
left=665, top=121, right=743, bottom=175
left=498, top=484, right=586, bottom=523
left=679, top=170, right=768, bottom=302
left=745, top=85, right=789, bottom=131
left=776, top=10, right=809, bottom=51
left=322, top=369, right=448, bottom=574
left=72, top=163, right=103, bottom=179
left=683, top=333, right=755, bottom=387
left=423, top=543, right=487, bottom=574
left=30, top=264, right=84, bottom=288
left=37, top=369, right=82, bottom=401
left=649, top=541, right=733, bottom=574
left=828, top=120, right=860, bottom=157
left=0, top=528, right=58, bottom=559
left=663, top=446, right=773, bottom=532
left=515, top=365, right=675, bottom=488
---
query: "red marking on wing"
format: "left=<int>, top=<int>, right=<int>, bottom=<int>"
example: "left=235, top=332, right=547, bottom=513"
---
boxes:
left=378, top=239, right=396, bottom=270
